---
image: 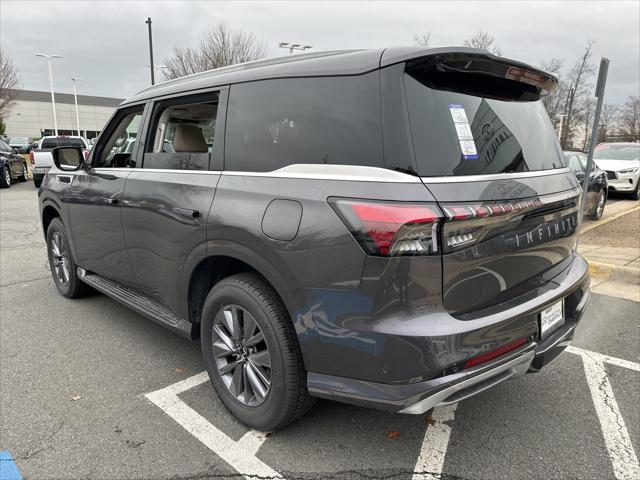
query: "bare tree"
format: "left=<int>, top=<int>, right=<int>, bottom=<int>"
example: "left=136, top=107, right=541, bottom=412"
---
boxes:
left=617, top=95, right=640, bottom=138
left=597, top=103, right=618, bottom=142
left=0, top=49, right=21, bottom=119
left=463, top=30, right=502, bottom=56
left=560, top=39, right=595, bottom=148
left=164, top=22, right=267, bottom=80
left=578, top=97, right=596, bottom=151
left=540, top=57, right=566, bottom=121
left=414, top=33, right=431, bottom=48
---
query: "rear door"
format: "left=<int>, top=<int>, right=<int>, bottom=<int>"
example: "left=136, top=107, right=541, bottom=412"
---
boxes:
left=395, top=54, right=580, bottom=315
left=121, top=90, right=226, bottom=318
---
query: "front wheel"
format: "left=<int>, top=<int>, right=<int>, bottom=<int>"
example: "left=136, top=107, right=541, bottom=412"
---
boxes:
left=590, top=189, right=606, bottom=220
left=631, top=181, right=640, bottom=201
left=46, top=218, right=93, bottom=298
left=201, top=273, right=314, bottom=431
left=18, top=163, right=28, bottom=182
left=1, top=166, right=11, bottom=188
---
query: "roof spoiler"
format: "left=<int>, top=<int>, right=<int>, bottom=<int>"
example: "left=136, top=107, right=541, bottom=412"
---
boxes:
left=381, top=47, right=558, bottom=94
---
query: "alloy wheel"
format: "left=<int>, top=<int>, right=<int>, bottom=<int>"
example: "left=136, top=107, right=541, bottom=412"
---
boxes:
left=211, top=305, right=272, bottom=407
left=50, top=231, right=71, bottom=285
left=596, top=191, right=606, bottom=217
left=4, top=168, right=10, bottom=185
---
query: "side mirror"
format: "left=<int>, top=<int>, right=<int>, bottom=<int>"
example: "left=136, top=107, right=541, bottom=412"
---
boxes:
left=52, top=147, right=84, bottom=171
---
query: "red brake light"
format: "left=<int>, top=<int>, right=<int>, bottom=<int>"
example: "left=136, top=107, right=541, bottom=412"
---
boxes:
left=464, top=337, right=529, bottom=369
left=83, top=150, right=89, bottom=160
left=29, top=151, right=35, bottom=164
left=331, top=199, right=442, bottom=256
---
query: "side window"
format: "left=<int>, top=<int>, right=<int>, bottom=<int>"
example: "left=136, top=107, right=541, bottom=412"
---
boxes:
left=567, top=154, right=583, bottom=173
left=143, top=94, right=219, bottom=170
left=225, top=74, right=382, bottom=172
left=94, top=107, right=144, bottom=168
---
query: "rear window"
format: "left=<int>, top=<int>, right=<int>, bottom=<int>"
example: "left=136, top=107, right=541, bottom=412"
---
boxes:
left=404, top=70, right=565, bottom=177
left=225, top=73, right=382, bottom=172
left=41, top=137, right=85, bottom=149
left=594, top=144, right=640, bottom=161
left=10, top=137, right=27, bottom=143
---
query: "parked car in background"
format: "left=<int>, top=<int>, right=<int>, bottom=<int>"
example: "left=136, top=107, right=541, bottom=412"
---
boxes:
left=38, top=47, right=590, bottom=431
left=0, top=138, right=29, bottom=188
left=564, top=151, right=608, bottom=220
left=593, top=142, right=640, bottom=200
left=31, top=136, right=90, bottom=188
left=8, top=136, right=34, bottom=154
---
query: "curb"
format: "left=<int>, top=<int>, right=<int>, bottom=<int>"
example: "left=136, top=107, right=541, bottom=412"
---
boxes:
left=588, top=260, right=640, bottom=285
left=581, top=205, right=640, bottom=234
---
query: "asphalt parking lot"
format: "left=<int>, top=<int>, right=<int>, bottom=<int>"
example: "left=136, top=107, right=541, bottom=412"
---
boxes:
left=1, top=182, right=639, bottom=480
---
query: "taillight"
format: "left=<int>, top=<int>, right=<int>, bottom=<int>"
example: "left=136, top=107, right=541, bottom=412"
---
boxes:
left=83, top=150, right=89, bottom=160
left=331, top=190, right=579, bottom=257
left=464, top=337, right=529, bottom=369
left=330, top=199, right=441, bottom=256
left=29, top=151, right=35, bottom=164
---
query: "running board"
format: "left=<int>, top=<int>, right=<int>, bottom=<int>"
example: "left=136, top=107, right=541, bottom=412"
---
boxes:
left=78, top=269, right=194, bottom=339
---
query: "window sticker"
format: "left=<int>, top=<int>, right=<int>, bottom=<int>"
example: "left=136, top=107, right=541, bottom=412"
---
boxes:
left=449, top=104, right=478, bottom=160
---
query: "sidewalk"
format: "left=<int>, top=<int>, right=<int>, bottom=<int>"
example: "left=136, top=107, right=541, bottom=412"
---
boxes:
left=578, top=201, right=640, bottom=301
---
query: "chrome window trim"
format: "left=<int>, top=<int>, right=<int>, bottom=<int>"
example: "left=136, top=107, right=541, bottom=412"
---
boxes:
left=91, top=168, right=222, bottom=175
left=421, top=168, right=571, bottom=183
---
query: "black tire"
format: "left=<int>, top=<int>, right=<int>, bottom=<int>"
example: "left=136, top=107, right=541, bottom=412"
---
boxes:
left=18, top=163, right=28, bottom=182
left=0, top=166, right=10, bottom=188
left=33, top=174, right=43, bottom=188
left=589, top=189, right=606, bottom=220
left=631, top=181, right=640, bottom=201
left=201, top=272, right=314, bottom=431
left=46, top=217, right=93, bottom=298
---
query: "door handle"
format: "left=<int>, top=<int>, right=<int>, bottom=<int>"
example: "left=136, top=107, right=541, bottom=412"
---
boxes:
left=174, top=207, right=200, bottom=218
left=106, top=198, right=120, bottom=205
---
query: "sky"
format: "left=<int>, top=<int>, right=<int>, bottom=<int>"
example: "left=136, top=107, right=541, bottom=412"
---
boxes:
left=1, top=0, right=639, bottom=105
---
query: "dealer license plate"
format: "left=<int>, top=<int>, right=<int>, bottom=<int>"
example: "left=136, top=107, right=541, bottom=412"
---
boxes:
left=540, top=300, right=564, bottom=338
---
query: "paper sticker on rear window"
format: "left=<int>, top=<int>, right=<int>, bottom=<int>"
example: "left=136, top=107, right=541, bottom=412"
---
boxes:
left=449, top=104, right=469, bottom=123
left=459, top=140, right=478, bottom=160
left=450, top=104, right=477, bottom=159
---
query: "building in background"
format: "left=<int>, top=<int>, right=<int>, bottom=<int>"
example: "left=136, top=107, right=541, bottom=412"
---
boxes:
left=3, top=89, right=123, bottom=139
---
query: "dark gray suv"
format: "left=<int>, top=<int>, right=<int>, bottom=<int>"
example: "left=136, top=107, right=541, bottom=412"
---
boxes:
left=39, top=47, right=590, bottom=431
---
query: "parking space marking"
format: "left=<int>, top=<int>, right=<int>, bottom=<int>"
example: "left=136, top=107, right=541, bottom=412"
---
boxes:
left=567, top=346, right=640, bottom=372
left=411, top=403, right=458, bottom=480
left=145, top=373, right=282, bottom=479
left=568, top=346, right=640, bottom=480
left=145, top=346, right=640, bottom=480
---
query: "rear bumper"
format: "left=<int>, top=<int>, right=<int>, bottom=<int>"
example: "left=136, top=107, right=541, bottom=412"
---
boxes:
left=33, top=166, right=51, bottom=176
left=307, top=255, right=590, bottom=413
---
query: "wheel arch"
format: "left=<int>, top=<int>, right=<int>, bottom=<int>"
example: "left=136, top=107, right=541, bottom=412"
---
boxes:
left=186, top=246, right=302, bottom=336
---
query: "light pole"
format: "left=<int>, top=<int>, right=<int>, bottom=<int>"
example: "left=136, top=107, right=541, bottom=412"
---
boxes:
left=146, top=17, right=155, bottom=85
left=36, top=53, right=62, bottom=136
left=278, top=42, right=312, bottom=54
left=71, top=77, right=81, bottom=137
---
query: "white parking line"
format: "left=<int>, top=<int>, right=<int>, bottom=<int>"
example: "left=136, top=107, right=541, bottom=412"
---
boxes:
left=145, top=346, right=639, bottom=480
left=412, top=403, right=458, bottom=480
left=145, top=373, right=282, bottom=479
left=569, top=348, right=640, bottom=480
left=567, top=346, right=640, bottom=372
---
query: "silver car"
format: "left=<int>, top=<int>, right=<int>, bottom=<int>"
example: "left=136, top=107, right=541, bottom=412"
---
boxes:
left=594, top=142, right=640, bottom=200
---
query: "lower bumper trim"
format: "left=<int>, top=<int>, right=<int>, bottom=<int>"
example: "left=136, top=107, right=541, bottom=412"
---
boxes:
left=399, top=350, right=534, bottom=414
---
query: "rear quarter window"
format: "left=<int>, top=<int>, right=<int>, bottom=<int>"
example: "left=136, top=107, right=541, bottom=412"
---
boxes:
left=225, top=73, right=383, bottom=172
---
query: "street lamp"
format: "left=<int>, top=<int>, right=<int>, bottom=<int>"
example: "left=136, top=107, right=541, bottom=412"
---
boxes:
left=71, top=77, right=81, bottom=137
left=278, top=42, right=312, bottom=54
left=35, top=53, right=62, bottom=136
